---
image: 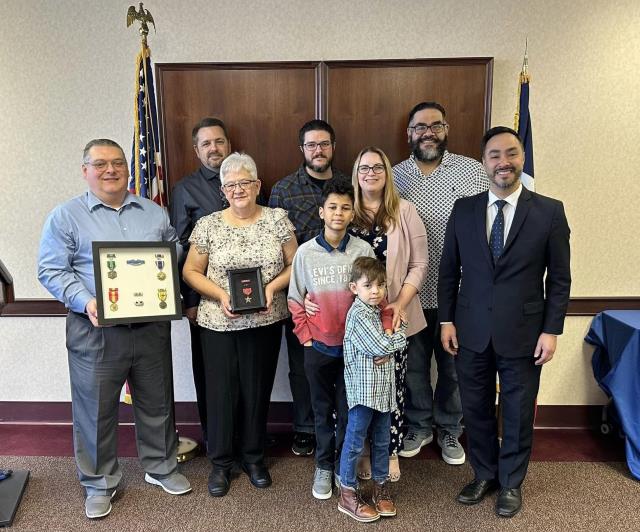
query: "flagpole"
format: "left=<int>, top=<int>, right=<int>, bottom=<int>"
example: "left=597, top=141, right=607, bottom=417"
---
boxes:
left=126, top=2, right=199, bottom=463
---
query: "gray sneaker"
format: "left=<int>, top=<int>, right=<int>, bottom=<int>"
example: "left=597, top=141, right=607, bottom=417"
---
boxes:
left=334, top=472, right=341, bottom=488
left=85, top=490, right=116, bottom=519
left=144, top=472, right=192, bottom=495
left=438, top=431, right=466, bottom=465
left=398, top=431, right=433, bottom=458
left=312, top=467, right=333, bottom=500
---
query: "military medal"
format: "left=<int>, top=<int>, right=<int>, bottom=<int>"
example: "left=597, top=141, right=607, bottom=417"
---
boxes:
left=155, top=253, right=166, bottom=281
left=134, top=291, right=144, bottom=307
left=107, top=254, right=117, bottom=279
left=158, top=288, right=167, bottom=309
left=108, top=288, right=119, bottom=311
left=242, top=284, right=253, bottom=303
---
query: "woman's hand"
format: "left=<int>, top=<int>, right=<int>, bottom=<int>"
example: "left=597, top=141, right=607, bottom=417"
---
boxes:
left=374, top=355, right=391, bottom=366
left=304, top=293, right=320, bottom=317
left=385, top=301, right=405, bottom=331
left=219, top=290, right=241, bottom=319
left=259, top=284, right=275, bottom=315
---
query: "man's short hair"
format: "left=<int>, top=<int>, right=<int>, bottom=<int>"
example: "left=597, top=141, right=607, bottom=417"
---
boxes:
left=298, top=119, right=335, bottom=146
left=83, top=139, right=125, bottom=162
left=321, top=177, right=354, bottom=206
left=481, top=126, right=524, bottom=154
left=192, top=117, right=228, bottom=145
left=219, top=152, right=258, bottom=184
left=350, top=256, right=386, bottom=285
left=407, top=101, right=447, bottom=126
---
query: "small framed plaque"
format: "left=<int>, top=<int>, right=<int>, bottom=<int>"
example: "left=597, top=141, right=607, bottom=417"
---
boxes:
left=227, top=267, right=266, bottom=314
left=92, top=241, right=182, bottom=325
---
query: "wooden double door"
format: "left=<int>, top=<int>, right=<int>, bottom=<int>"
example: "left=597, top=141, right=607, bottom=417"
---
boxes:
left=156, top=58, right=493, bottom=198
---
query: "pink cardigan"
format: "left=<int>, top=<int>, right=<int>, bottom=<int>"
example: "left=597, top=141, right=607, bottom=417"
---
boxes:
left=386, top=199, right=428, bottom=337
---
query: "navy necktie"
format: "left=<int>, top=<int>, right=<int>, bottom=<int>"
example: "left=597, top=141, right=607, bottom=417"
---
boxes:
left=489, top=200, right=507, bottom=263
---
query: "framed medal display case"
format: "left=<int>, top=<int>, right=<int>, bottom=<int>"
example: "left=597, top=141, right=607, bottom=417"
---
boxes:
left=227, top=267, right=267, bottom=314
left=92, top=241, right=182, bottom=325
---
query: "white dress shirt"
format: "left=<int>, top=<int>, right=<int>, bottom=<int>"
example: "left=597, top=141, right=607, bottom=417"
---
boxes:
left=486, top=184, right=523, bottom=244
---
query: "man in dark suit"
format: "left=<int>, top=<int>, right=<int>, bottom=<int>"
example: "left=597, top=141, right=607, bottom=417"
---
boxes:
left=438, top=126, right=571, bottom=518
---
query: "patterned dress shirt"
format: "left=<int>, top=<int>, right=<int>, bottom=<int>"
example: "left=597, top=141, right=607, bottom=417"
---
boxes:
left=343, top=296, right=408, bottom=412
left=393, top=151, right=489, bottom=309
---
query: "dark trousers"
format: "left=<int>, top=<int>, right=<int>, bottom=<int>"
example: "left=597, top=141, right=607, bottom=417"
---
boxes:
left=405, top=308, right=463, bottom=436
left=200, top=321, right=282, bottom=470
left=455, top=344, right=542, bottom=488
left=284, top=317, right=315, bottom=433
left=304, top=346, right=348, bottom=474
left=66, top=312, right=177, bottom=495
left=189, top=321, right=207, bottom=439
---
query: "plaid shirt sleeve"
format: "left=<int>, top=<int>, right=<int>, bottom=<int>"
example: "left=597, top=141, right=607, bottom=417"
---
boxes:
left=348, top=305, right=407, bottom=358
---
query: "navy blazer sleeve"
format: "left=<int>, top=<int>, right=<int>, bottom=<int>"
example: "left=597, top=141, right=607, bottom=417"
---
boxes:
left=542, top=201, right=571, bottom=335
left=437, top=200, right=462, bottom=324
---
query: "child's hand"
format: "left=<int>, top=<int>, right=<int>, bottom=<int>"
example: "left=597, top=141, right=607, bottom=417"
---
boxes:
left=384, top=329, right=393, bottom=336
left=374, top=355, right=390, bottom=366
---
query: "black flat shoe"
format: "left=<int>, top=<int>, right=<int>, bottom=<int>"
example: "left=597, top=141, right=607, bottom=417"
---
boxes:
left=496, top=487, right=522, bottom=517
left=457, top=478, right=498, bottom=505
left=208, top=468, right=231, bottom=497
left=242, top=462, right=272, bottom=489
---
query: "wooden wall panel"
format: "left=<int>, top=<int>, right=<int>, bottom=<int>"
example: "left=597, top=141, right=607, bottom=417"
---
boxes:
left=324, top=59, right=493, bottom=173
left=156, top=63, right=319, bottom=196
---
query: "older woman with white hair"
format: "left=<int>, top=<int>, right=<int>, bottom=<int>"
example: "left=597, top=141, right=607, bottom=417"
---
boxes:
left=183, top=152, right=297, bottom=497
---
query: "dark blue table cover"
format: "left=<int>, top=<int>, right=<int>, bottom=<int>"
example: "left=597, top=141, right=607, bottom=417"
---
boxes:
left=586, top=310, right=640, bottom=479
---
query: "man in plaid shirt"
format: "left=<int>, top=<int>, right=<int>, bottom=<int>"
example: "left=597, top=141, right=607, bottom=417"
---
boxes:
left=269, top=119, right=349, bottom=457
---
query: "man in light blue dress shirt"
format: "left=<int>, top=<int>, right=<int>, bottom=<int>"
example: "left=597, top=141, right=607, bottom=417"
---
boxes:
left=38, top=139, right=191, bottom=519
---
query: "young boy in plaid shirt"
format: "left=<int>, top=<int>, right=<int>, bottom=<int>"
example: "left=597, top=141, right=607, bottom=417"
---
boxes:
left=338, top=257, right=408, bottom=523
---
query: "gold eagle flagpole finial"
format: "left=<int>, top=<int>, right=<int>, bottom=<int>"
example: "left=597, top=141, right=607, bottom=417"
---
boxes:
left=126, top=2, right=156, bottom=45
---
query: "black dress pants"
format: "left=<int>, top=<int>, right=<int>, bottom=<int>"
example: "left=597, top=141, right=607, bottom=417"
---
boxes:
left=200, top=321, right=282, bottom=470
left=303, top=345, right=348, bottom=474
left=455, top=343, right=541, bottom=488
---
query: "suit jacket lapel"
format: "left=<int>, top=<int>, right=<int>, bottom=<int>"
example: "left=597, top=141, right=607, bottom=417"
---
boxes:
left=474, top=192, right=493, bottom=267
left=502, top=186, right=533, bottom=256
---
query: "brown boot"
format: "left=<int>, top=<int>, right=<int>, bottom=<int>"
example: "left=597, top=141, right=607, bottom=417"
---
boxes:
left=338, top=485, right=380, bottom=522
left=373, top=481, right=397, bottom=517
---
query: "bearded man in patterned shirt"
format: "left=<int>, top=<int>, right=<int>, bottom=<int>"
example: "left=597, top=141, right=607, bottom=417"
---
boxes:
left=393, top=102, right=489, bottom=466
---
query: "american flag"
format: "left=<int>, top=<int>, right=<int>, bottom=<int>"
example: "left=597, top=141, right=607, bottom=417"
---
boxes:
left=129, top=42, right=165, bottom=205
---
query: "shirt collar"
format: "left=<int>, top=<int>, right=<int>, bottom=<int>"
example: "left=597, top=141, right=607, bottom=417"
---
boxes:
left=200, top=165, right=221, bottom=181
left=86, top=190, right=141, bottom=211
left=352, top=294, right=380, bottom=314
left=315, top=231, right=351, bottom=252
left=409, top=149, right=453, bottom=176
left=488, top=183, right=522, bottom=209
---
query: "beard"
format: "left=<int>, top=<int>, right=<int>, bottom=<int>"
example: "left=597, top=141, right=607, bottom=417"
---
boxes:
left=489, top=165, right=522, bottom=189
left=411, top=135, right=448, bottom=162
left=305, top=154, right=332, bottom=173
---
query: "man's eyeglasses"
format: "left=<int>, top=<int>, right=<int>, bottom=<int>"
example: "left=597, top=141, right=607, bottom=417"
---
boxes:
left=85, top=159, right=128, bottom=171
left=301, top=141, right=333, bottom=151
left=357, top=164, right=386, bottom=175
left=408, top=122, right=447, bottom=135
left=221, top=180, right=258, bottom=192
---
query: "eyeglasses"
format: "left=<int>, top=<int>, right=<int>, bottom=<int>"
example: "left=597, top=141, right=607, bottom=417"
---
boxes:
left=221, top=179, right=258, bottom=192
left=301, top=141, right=333, bottom=151
left=408, top=122, right=447, bottom=135
left=85, top=159, right=128, bottom=171
left=357, top=164, right=386, bottom=175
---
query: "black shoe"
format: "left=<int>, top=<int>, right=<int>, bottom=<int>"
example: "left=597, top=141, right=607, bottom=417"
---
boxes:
left=291, top=432, right=316, bottom=456
left=457, top=478, right=498, bottom=505
left=242, top=462, right=272, bottom=489
left=208, top=468, right=231, bottom=497
left=496, top=487, right=522, bottom=517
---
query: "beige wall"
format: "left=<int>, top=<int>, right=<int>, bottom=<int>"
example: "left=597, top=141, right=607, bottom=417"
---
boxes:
left=2, top=0, right=637, bottom=404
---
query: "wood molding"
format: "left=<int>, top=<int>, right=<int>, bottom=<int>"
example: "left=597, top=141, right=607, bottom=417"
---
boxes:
left=1, top=401, right=602, bottom=430
left=2, top=297, right=638, bottom=318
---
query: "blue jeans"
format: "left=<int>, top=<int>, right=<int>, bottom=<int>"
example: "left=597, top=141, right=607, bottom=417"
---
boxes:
left=404, top=308, right=463, bottom=437
left=340, top=405, right=391, bottom=488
